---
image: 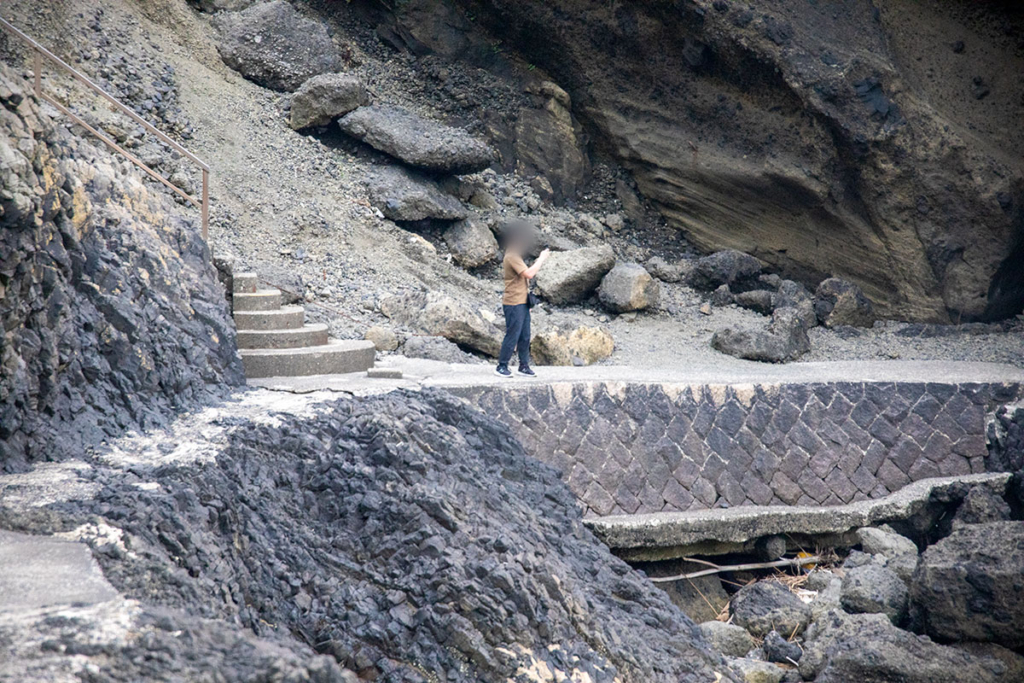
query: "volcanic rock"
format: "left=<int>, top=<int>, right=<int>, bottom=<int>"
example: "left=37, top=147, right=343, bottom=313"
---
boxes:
left=814, top=278, right=876, bottom=328
left=800, top=611, right=1013, bottom=682
left=598, top=263, right=660, bottom=312
left=339, top=105, right=495, bottom=174
left=364, top=166, right=467, bottom=222
left=729, top=581, right=811, bottom=638
left=534, top=245, right=616, bottom=304
left=289, top=74, right=369, bottom=130
left=911, top=521, right=1024, bottom=648
left=689, top=250, right=762, bottom=292
left=840, top=563, right=909, bottom=624
left=381, top=290, right=501, bottom=357
left=215, top=1, right=343, bottom=92
left=443, top=217, right=499, bottom=268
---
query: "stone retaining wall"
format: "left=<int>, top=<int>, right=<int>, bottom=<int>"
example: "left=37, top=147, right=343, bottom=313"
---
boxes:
left=451, top=381, right=1022, bottom=517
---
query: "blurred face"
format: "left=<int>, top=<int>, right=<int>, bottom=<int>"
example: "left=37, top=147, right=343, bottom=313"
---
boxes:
left=507, top=222, right=536, bottom=253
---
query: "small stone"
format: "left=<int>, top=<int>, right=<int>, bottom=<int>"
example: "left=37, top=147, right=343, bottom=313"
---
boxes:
left=762, top=630, right=802, bottom=664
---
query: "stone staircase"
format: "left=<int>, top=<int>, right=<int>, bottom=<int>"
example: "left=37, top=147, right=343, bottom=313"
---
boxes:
left=232, top=272, right=376, bottom=379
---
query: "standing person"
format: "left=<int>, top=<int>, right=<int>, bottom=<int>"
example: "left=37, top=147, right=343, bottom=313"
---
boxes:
left=497, top=221, right=550, bottom=377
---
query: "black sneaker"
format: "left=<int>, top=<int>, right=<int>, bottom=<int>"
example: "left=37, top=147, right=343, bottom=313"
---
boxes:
left=495, top=364, right=512, bottom=377
left=517, top=365, right=536, bottom=377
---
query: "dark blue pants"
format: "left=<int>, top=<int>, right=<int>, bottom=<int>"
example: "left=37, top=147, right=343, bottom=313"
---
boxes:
left=499, top=304, right=531, bottom=366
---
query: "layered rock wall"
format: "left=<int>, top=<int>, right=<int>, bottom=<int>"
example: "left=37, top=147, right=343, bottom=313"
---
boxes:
left=0, top=64, right=243, bottom=471
left=452, top=380, right=1022, bottom=516
left=367, top=0, right=1024, bottom=322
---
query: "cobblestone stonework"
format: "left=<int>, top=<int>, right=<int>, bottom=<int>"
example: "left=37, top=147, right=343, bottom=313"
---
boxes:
left=452, top=381, right=1022, bottom=517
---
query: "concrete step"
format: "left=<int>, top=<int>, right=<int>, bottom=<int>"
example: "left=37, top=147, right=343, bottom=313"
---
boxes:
left=233, top=288, right=283, bottom=312
left=241, top=339, right=376, bottom=379
left=234, top=305, right=305, bottom=331
left=233, top=272, right=258, bottom=294
left=237, top=324, right=329, bottom=350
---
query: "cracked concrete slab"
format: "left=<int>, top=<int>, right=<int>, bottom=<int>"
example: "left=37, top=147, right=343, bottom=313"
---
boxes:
left=586, top=473, right=1013, bottom=561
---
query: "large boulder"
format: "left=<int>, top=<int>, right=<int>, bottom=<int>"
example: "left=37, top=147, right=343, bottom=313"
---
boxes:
left=513, top=81, right=588, bottom=202
left=380, top=291, right=500, bottom=357
left=339, top=106, right=495, bottom=175
left=443, top=217, right=499, bottom=268
left=215, top=1, right=343, bottom=92
left=814, top=277, right=876, bottom=328
left=364, top=166, right=467, bottom=222
left=725, top=657, right=784, bottom=683
left=530, top=326, right=614, bottom=366
left=911, top=521, right=1024, bottom=649
left=289, top=74, right=368, bottom=130
left=597, top=263, right=660, bottom=312
left=729, top=581, right=811, bottom=638
left=839, top=563, right=909, bottom=624
left=711, top=307, right=811, bottom=363
left=800, top=611, right=1014, bottom=683
left=688, top=250, right=762, bottom=291
left=534, top=245, right=616, bottom=304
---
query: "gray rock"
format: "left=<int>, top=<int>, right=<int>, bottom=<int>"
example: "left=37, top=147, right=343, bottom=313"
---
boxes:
left=289, top=74, right=369, bottom=130
left=598, top=263, right=660, bottom=312
left=710, top=284, right=734, bottom=306
left=809, top=578, right=843, bottom=622
left=952, top=485, right=1012, bottom=527
left=689, top=250, right=762, bottom=291
left=800, top=611, right=1011, bottom=683
left=804, top=570, right=836, bottom=592
left=659, top=572, right=729, bottom=623
left=698, top=621, right=756, bottom=657
left=339, top=106, right=495, bottom=175
left=840, top=563, right=908, bottom=624
left=443, top=218, right=499, bottom=269
left=912, top=521, right=1024, bottom=648
left=814, top=277, right=876, bottom=328
left=729, top=581, right=811, bottom=638
left=856, top=526, right=918, bottom=582
left=762, top=630, right=802, bottom=664
left=215, top=1, right=343, bottom=92
left=534, top=245, right=616, bottom=304
left=401, top=336, right=477, bottom=364
left=364, top=326, right=398, bottom=352
left=733, top=289, right=774, bottom=315
left=381, top=291, right=500, bottom=357
left=726, top=657, right=785, bottom=683
left=364, top=166, right=467, bottom=222
left=645, top=256, right=689, bottom=283
left=951, top=643, right=1024, bottom=683
left=711, top=306, right=810, bottom=363
left=772, top=280, right=818, bottom=329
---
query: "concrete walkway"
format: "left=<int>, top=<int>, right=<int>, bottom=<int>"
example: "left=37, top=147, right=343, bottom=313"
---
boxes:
left=248, top=357, right=1024, bottom=394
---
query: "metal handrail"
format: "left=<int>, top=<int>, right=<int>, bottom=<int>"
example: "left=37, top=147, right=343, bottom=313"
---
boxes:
left=0, top=17, right=210, bottom=242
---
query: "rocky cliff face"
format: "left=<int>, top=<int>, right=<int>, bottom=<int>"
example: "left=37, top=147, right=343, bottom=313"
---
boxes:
left=367, top=0, right=1024, bottom=322
left=32, top=389, right=730, bottom=682
left=0, top=64, right=243, bottom=471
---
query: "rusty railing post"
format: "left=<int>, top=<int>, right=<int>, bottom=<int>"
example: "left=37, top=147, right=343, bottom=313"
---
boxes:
left=202, top=168, right=210, bottom=243
left=32, top=46, right=40, bottom=96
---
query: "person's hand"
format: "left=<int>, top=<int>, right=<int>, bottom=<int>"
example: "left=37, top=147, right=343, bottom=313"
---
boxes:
left=539, top=248, right=551, bottom=259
